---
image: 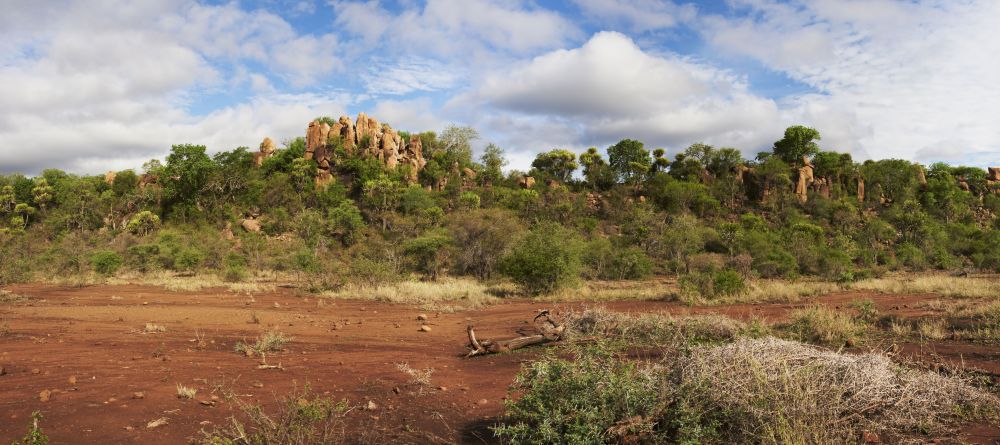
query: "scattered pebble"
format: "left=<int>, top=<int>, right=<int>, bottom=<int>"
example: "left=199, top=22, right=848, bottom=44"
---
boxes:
left=416, top=314, right=428, bottom=321
left=419, top=325, right=432, bottom=332
left=132, top=392, right=145, bottom=399
left=31, top=368, right=40, bottom=375
left=477, top=398, right=488, bottom=405
left=252, top=382, right=264, bottom=388
left=146, top=417, right=168, bottom=429
left=366, top=400, right=378, bottom=410
left=39, top=390, right=51, bottom=402
left=68, top=375, right=77, bottom=385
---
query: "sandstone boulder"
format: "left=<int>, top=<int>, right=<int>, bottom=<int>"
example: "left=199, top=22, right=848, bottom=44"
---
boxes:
left=517, top=176, right=536, bottom=189
left=241, top=217, right=261, bottom=233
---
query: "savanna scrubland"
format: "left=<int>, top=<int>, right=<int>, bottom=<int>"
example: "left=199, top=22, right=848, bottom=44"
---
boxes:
left=3, top=115, right=1000, bottom=444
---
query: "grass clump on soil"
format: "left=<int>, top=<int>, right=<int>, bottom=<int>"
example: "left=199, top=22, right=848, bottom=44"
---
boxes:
left=176, top=384, right=197, bottom=400
left=497, top=336, right=1000, bottom=445
left=322, top=278, right=498, bottom=312
left=781, top=305, right=866, bottom=347
left=142, top=323, right=167, bottom=334
left=0, top=290, right=30, bottom=304
left=199, top=387, right=348, bottom=445
left=235, top=330, right=290, bottom=357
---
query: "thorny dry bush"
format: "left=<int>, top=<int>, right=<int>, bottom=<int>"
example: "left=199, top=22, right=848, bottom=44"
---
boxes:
left=678, top=337, right=999, bottom=444
left=499, top=309, right=1000, bottom=445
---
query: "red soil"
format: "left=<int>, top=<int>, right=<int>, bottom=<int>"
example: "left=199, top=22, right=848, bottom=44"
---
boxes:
left=0, top=284, right=996, bottom=444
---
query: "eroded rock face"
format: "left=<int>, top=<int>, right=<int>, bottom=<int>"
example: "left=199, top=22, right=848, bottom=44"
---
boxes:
left=517, top=176, right=536, bottom=189
left=989, top=167, right=1000, bottom=182
left=303, top=113, right=427, bottom=187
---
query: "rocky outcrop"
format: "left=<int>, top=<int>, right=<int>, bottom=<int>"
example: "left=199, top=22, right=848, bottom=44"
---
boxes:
left=857, top=177, right=865, bottom=203
left=241, top=216, right=261, bottom=233
left=517, top=176, right=536, bottom=189
left=253, top=137, right=276, bottom=167
left=795, top=156, right=815, bottom=203
left=989, top=167, right=1000, bottom=182
left=304, top=113, right=427, bottom=187
left=916, top=164, right=927, bottom=185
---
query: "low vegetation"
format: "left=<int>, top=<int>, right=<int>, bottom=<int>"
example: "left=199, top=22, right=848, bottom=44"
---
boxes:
left=10, top=411, right=48, bottom=445
left=497, top=309, right=1000, bottom=445
left=199, top=387, right=348, bottom=445
left=235, top=330, right=290, bottom=357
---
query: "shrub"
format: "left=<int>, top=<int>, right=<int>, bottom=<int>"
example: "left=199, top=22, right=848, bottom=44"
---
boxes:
left=457, top=191, right=480, bottom=210
left=174, top=247, right=204, bottom=273
left=126, top=243, right=160, bottom=273
left=679, top=269, right=746, bottom=300
left=500, top=222, right=583, bottom=294
left=126, top=210, right=160, bottom=236
left=493, top=348, right=666, bottom=444
left=11, top=411, right=48, bottom=445
left=199, top=387, right=347, bottom=445
left=90, top=250, right=123, bottom=276
left=222, top=252, right=247, bottom=282
left=347, top=256, right=399, bottom=287
left=447, top=209, right=523, bottom=280
left=584, top=240, right=653, bottom=280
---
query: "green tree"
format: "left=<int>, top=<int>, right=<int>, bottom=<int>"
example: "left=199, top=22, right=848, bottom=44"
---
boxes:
left=362, top=176, right=402, bottom=230
left=608, top=139, right=651, bottom=187
left=162, top=144, right=217, bottom=218
left=480, top=143, right=508, bottom=185
left=439, top=125, right=479, bottom=167
left=531, top=149, right=578, bottom=182
left=13, top=203, right=35, bottom=229
left=580, top=147, right=616, bottom=191
left=31, top=178, right=54, bottom=211
left=328, top=201, right=366, bottom=246
left=0, top=186, right=15, bottom=214
left=403, top=229, right=452, bottom=280
left=772, top=125, right=821, bottom=165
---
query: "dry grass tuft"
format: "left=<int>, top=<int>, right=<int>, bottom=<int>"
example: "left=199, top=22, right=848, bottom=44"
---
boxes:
left=143, top=323, right=166, bottom=334
left=714, top=280, right=842, bottom=305
left=396, top=362, right=434, bottom=387
left=851, top=275, right=1000, bottom=299
left=680, top=337, right=1000, bottom=443
left=106, top=271, right=277, bottom=293
left=235, top=330, right=290, bottom=357
left=916, top=318, right=949, bottom=340
left=322, top=278, right=498, bottom=311
left=563, top=307, right=758, bottom=346
left=782, top=305, right=865, bottom=347
left=539, top=279, right=675, bottom=302
left=0, top=290, right=31, bottom=304
left=176, top=383, right=197, bottom=399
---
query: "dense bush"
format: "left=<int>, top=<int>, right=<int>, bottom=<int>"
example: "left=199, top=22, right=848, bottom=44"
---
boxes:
left=500, top=222, right=583, bottom=294
left=90, top=250, right=123, bottom=276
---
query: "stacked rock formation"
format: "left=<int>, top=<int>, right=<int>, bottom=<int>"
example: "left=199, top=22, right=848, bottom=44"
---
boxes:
left=253, top=137, right=276, bottom=167
left=795, top=156, right=815, bottom=203
left=305, top=113, right=426, bottom=186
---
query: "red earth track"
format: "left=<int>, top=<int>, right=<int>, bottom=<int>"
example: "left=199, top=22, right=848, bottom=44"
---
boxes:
left=1, top=284, right=997, bottom=444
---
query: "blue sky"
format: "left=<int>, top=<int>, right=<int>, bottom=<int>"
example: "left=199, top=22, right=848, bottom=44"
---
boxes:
left=2, top=0, right=999, bottom=174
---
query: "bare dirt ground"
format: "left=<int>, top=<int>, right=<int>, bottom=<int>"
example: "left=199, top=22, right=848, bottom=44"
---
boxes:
left=1, top=284, right=998, bottom=444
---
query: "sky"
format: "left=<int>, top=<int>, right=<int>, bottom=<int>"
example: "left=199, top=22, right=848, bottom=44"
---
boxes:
left=1, top=0, right=999, bottom=175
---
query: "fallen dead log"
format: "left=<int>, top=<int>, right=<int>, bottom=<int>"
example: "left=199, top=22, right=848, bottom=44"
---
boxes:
left=466, top=310, right=565, bottom=357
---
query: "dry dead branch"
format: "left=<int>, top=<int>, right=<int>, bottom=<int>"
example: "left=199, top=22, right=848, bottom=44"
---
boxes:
left=465, top=310, right=565, bottom=357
